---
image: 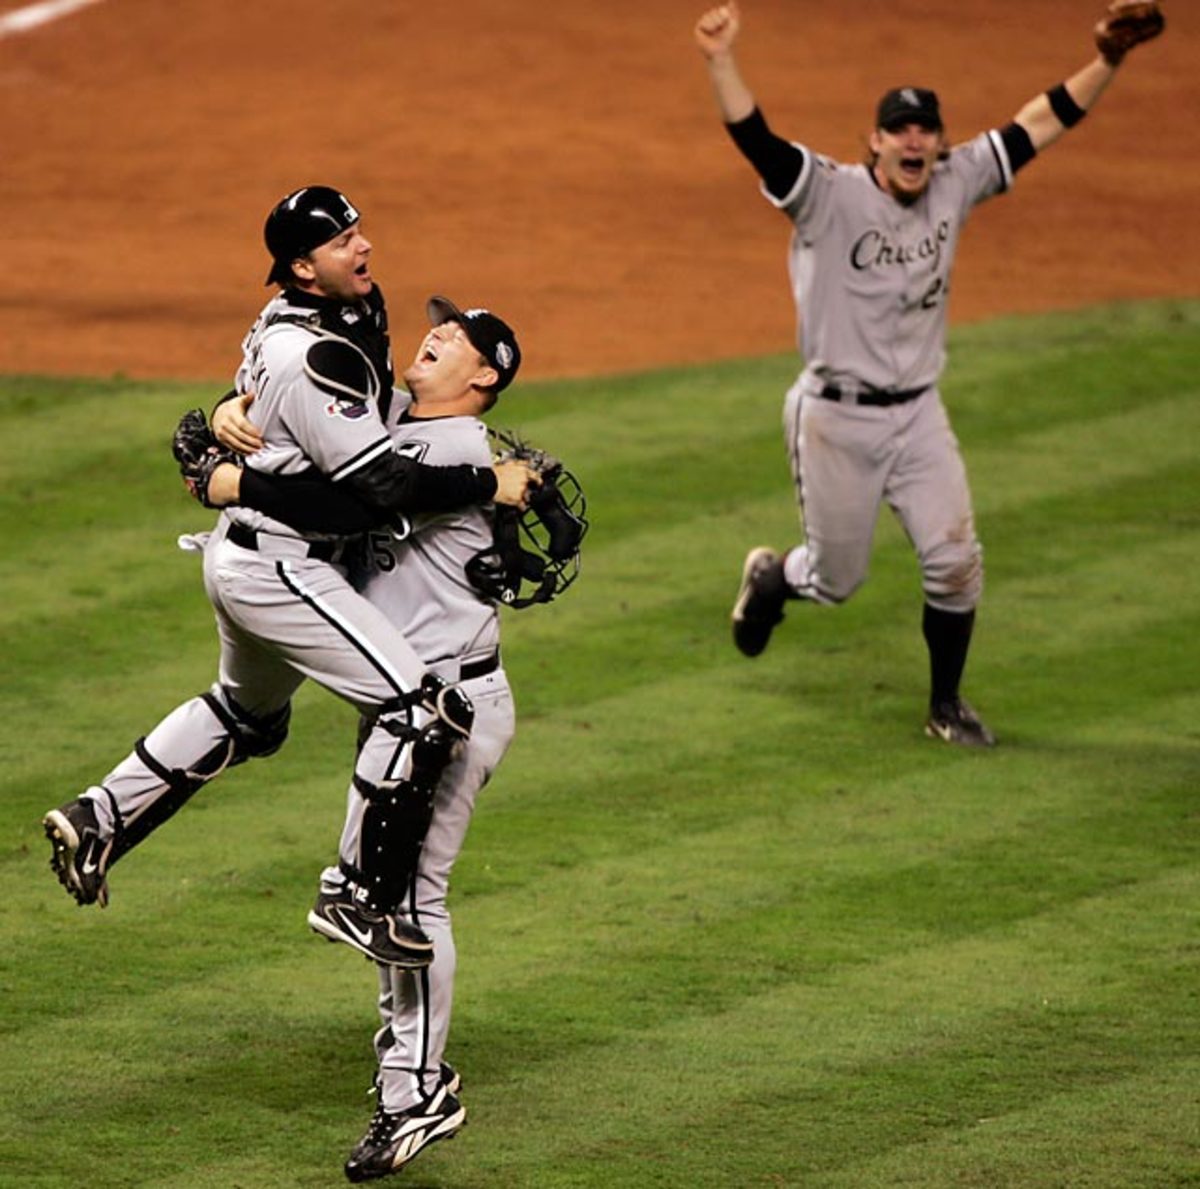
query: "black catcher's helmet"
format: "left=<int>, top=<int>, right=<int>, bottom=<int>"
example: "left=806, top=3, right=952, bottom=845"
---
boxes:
left=263, top=185, right=361, bottom=286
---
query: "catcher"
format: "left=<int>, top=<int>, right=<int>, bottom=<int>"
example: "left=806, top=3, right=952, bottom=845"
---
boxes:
left=699, top=0, right=1165, bottom=746
left=186, top=296, right=586, bottom=1181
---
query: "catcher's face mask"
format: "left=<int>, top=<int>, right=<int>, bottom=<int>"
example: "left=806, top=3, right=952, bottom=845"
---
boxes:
left=466, top=463, right=589, bottom=609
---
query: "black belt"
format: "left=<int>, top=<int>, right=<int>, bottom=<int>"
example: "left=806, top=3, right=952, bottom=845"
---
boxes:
left=819, top=383, right=929, bottom=407
left=459, top=649, right=500, bottom=681
left=226, top=521, right=341, bottom=562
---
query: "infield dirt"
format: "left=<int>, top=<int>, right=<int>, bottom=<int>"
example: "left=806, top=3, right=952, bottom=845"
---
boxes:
left=0, top=0, right=1195, bottom=381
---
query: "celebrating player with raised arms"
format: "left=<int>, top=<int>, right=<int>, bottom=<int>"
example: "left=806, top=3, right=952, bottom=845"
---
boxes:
left=695, top=0, right=1164, bottom=745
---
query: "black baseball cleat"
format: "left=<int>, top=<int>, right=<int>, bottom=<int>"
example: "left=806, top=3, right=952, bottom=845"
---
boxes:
left=43, top=797, right=113, bottom=908
left=925, top=698, right=996, bottom=748
left=344, top=1082, right=466, bottom=1182
left=731, top=546, right=788, bottom=657
left=308, top=883, right=434, bottom=969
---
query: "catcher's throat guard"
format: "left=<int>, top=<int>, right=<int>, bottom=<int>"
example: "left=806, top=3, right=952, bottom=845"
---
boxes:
left=467, top=430, right=589, bottom=609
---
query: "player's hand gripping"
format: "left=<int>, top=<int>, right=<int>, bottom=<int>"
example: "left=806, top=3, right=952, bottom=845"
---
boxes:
left=694, top=1, right=741, bottom=58
left=212, top=391, right=265, bottom=455
left=492, top=459, right=539, bottom=510
left=172, top=409, right=242, bottom=508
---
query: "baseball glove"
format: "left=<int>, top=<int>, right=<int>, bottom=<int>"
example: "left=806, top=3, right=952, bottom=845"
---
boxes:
left=1093, top=0, right=1164, bottom=65
left=172, top=408, right=241, bottom=508
left=466, top=429, right=589, bottom=608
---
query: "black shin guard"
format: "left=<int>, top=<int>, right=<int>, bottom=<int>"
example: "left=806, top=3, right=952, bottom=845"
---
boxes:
left=352, top=774, right=436, bottom=914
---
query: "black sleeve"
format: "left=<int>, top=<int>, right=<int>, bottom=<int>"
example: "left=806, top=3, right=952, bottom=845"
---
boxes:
left=239, top=467, right=381, bottom=534
left=999, top=121, right=1036, bottom=174
left=725, top=107, right=807, bottom=201
left=341, top=450, right=498, bottom=516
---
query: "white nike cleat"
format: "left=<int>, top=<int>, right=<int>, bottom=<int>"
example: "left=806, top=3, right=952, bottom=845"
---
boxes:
left=43, top=797, right=113, bottom=908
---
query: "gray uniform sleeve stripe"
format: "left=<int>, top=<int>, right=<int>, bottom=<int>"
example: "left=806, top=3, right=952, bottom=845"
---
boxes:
left=329, top=437, right=395, bottom=483
left=761, top=141, right=814, bottom=210
left=986, top=129, right=1014, bottom=192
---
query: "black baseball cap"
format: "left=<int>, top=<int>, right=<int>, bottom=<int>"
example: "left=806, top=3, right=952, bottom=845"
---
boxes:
left=426, top=296, right=522, bottom=393
left=263, top=186, right=361, bottom=286
left=876, top=86, right=943, bottom=132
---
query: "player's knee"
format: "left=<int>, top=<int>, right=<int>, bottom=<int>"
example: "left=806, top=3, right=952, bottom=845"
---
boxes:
left=821, top=574, right=866, bottom=604
left=419, top=674, right=474, bottom=739
left=787, top=545, right=866, bottom=605
left=205, top=687, right=291, bottom=762
left=922, top=540, right=983, bottom=612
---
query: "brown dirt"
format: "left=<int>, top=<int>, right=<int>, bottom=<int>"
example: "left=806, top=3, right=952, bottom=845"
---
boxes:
left=0, top=0, right=1195, bottom=384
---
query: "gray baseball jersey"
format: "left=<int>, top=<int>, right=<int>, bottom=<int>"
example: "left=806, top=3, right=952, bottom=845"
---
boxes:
left=770, top=131, right=1013, bottom=395
left=355, top=396, right=500, bottom=668
left=228, top=291, right=397, bottom=542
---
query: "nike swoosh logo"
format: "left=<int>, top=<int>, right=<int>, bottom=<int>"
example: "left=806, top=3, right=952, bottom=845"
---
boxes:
left=335, top=910, right=375, bottom=947
left=81, top=856, right=101, bottom=875
left=928, top=721, right=953, bottom=742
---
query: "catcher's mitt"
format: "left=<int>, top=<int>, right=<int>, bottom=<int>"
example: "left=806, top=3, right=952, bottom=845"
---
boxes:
left=172, top=408, right=241, bottom=508
left=466, top=429, right=589, bottom=608
left=1094, top=0, right=1164, bottom=65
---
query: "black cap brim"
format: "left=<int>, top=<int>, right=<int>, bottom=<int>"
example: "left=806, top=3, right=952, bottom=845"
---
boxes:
left=426, top=295, right=465, bottom=327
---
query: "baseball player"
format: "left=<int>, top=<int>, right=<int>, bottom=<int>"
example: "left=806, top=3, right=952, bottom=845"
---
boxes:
left=695, top=1, right=1164, bottom=746
left=206, top=299, right=540, bottom=1179
left=43, top=188, right=535, bottom=975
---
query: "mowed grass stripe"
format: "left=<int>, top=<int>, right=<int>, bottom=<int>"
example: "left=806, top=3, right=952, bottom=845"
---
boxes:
left=825, top=1063, right=1200, bottom=1188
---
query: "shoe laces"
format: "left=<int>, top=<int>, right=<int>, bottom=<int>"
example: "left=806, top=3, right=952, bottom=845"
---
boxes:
left=366, top=1102, right=397, bottom=1141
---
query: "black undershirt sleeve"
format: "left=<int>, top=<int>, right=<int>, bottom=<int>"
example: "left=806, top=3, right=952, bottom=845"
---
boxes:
left=342, top=451, right=498, bottom=518
left=239, top=467, right=380, bottom=534
left=238, top=453, right=498, bottom=535
left=724, top=107, right=807, bottom=201
left=999, top=121, right=1036, bottom=174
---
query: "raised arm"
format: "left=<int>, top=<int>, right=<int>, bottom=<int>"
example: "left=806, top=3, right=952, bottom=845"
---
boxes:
left=1012, top=1, right=1164, bottom=153
left=694, top=1, right=807, bottom=202
left=694, top=2, right=755, bottom=122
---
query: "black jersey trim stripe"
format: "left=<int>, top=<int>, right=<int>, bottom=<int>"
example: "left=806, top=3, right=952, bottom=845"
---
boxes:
left=329, top=436, right=395, bottom=483
left=274, top=559, right=419, bottom=697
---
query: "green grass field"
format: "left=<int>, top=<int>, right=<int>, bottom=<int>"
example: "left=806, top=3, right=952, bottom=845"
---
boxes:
left=1, top=299, right=1198, bottom=1188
